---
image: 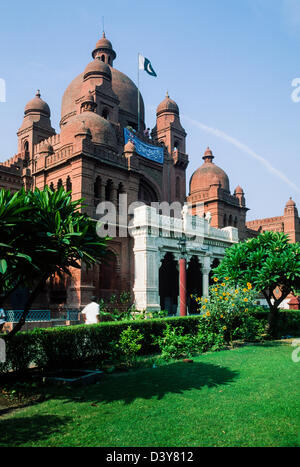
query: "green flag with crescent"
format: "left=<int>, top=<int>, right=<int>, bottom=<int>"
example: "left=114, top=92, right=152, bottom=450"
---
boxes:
left=138, top=54, right=157, bottom=77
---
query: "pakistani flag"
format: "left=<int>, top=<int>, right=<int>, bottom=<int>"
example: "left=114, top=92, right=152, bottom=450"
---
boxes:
left=139, top=54, right=157, bottom=77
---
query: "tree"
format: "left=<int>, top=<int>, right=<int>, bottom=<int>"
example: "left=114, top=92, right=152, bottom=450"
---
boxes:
left=0, top=187, right=108, bottom=339
left=214, top=231, right=300, bottom=337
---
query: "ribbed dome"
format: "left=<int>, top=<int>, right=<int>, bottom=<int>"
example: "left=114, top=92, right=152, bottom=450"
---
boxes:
left=189, top=148, right=230, bottom=194
left=25, top=91, right=50, bottom=117
left=83, top=58, right=111, bottom=80
left=61, top=112, right=117, bottom=148
left=156, top=92, right=179, bottom=116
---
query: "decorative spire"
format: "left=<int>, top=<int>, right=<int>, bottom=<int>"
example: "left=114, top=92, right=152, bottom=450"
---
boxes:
left=166, top=91, right=169, bottom=98
left=36, top=90, right=41, bottom=98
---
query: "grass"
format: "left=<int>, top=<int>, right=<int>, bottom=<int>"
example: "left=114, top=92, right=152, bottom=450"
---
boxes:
left=0, top=342, right=299, bottom=447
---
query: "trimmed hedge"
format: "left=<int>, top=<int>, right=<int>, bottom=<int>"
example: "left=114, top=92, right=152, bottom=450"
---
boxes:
left=0, top=310, right=299, bottom=374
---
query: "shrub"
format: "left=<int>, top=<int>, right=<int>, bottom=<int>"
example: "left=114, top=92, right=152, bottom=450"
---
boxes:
left=195, top=320, right=226, bottom=353
left=233, top=315, right=267, bottom=342
left=153, top=324, right=197, bottom=361
left=115, top=326, right=144, bottom=366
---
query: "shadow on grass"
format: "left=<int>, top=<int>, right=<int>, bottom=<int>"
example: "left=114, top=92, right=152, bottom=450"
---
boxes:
left=52, top=361, right=239, bottom=406
left=0, top=414, right=72, bottom=447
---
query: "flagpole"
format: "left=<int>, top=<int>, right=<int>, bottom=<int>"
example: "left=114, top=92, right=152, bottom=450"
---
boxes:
left=137, top=53, right=140, bottom=134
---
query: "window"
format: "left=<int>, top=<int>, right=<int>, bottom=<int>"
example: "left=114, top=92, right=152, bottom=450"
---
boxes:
left=105, top=179, right=113, bottom=201
left=66, top=176, right=72, bottom=192
left=102, top=108, right=109, bottom=120
left=94, top=176, right=101, bottom=199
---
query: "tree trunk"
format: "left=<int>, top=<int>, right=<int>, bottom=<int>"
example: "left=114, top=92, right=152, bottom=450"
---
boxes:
left=5, top=275, right=48, bottom=340
left=267, top=305, right=280, bottom=339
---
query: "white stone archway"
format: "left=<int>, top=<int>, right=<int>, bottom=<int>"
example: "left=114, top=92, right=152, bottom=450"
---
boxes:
left=131, top=205, right=238, bottom=313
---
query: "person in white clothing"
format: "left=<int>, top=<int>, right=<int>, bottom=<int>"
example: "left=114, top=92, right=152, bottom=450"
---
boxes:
left=81, top=297, right=100, bottom=324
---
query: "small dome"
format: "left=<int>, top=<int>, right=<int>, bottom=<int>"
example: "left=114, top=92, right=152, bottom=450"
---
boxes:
left=83, top=58, right=112, bottom=80
left=24, top=90, right=50, bottom=117
left=286, top=197, right=296, bottom=207
left=235, top=185, right=244, bottom=195
left=61, top=112, right=117, bottom=148
left=189, top=148, right=230, bottom=194
left=124, top=140, right=135, bottom=152
left=92, top=32, right=116, bottom=61
left=94, top=32, right=113, bottom=51
left=81, top=91, right=95, bottom=104
left=156, top=92, right=179, bottom=116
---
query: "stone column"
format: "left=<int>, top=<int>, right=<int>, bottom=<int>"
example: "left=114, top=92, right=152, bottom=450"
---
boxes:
left=131, top=207, right=161, bottom=312
left=201, top=254, right=211, bottom=298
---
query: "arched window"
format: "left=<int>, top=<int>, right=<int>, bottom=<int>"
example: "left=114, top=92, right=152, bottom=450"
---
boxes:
left=174, top=141, right=180, bottom=152
left=101, top=54, right=105, bottom=62
left=66, top=176, right=72, bottom=192
left=23, top=141, right=30, bottom=167
left=50, top=182, right=54, bottom=192
left=105, top=179, right=113, bottom=202
left=223, top=214, right=227, bottom=227
left=234, top=217, right=238, bottom=228
left=138, top=179, right=158, bottom=205
left=228, top=215, right=233, bottom=226
left=57, top=179, right=63, bottom=190
left=99, top=251, right=120, bottom=292
left=94, top=176, right=101, bottom=199
left=102, top=108, right=109, bottom=120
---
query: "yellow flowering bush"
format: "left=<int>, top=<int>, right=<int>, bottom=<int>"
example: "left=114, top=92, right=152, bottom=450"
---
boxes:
left=192, top=278, right=257, bottom=347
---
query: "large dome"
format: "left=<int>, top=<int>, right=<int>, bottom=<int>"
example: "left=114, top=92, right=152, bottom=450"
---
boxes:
left=110, top=66, right=144, bottom=120
left=61, top=66, right=144, bottom=124
left=61, top=111, right=117, bottom=149
left=61, top=73, right=84, bottom=123
left=189, top=148, right=230, bottom=194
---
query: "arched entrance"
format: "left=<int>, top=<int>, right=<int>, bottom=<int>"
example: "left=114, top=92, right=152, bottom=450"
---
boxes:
left=187, top=256, right=202, bottom=315
left=98, top=251, right=121, bottom=300
left=138, top=179, right=158, bottom=205
left=159, top=253, right=178, bottom=315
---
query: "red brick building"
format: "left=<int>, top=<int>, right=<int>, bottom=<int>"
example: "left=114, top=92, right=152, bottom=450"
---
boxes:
left=0, top=32, right=299, bottom=312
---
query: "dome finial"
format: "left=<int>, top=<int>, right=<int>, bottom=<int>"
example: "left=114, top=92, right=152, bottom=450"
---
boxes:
left=36, top=89, right=41, bottom=98
left=203, top=147, right=214, bottom=163
left=166, top=91, right=169, bottom=98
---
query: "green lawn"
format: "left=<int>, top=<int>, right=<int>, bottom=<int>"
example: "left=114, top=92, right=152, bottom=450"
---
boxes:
left=0, top=342, right=299, bottom=447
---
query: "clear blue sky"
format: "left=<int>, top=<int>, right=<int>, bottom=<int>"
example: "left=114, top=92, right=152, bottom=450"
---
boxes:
left=0, top=0, right=299, bottom=220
